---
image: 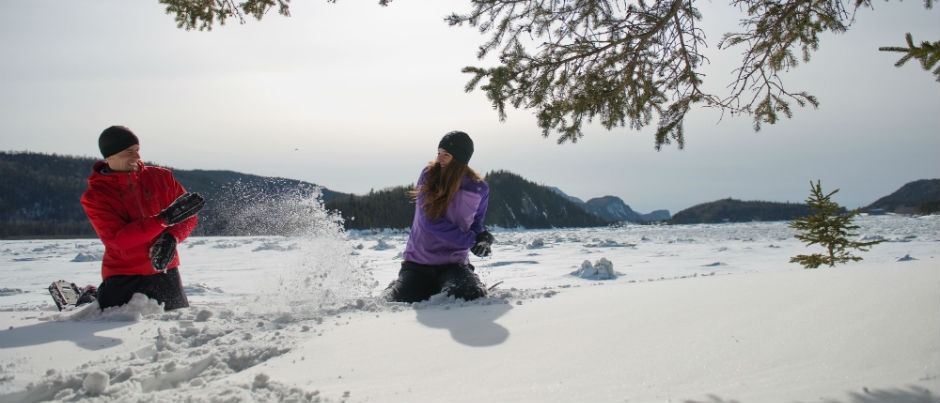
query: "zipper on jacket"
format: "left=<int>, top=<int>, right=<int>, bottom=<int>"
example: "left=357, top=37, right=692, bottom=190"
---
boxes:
left=127, top=171, right=147, bottom=220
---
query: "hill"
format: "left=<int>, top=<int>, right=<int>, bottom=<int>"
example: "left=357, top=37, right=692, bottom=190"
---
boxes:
left=325, top=171, right=611, bottom=230
left=0, top=152, right=348, bottom=238
left=670, top=198, right=814, bottom=224
left=4, top=151, right=935, bottom=236
left=324, top=186, right=415, bottom=230
left=668, top=179, right=940, bottom=224
left=1, top=152, right=615, bottom=237
left=548, top=188, right=671, bottom=223
left=864, top=179, right=940, bottom=215
left=584, top=195, right=671, bottom=223
left=483, top=170, right=610, bottom=228
left=0, top=152, right=97, bottom=237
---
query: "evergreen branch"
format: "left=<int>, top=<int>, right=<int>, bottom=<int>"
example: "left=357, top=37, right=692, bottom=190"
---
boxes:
left=159, top=0, right=293, bottom=31
left=157, top=0, right=938, bottom=147
left=159, top=0, right=393, bottom=31
left=879, top=33, right=940, bottom=83
left=716, top=0, right=845, bottom=128
left=454, top=0, right=709, bottom=149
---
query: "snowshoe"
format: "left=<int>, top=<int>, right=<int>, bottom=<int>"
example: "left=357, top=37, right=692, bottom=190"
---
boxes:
left=77, top=285, right=98, bottom=305
left=48, top=281, right=97, bottom=311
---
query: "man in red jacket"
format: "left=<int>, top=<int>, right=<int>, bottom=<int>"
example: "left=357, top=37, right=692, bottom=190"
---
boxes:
left=81, top=126, right=205, bottom=311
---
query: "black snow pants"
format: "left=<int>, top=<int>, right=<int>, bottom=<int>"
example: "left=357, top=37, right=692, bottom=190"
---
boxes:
left=385, top=261, right=487, bottom=303
left=97, top=267, right=190, bottom=311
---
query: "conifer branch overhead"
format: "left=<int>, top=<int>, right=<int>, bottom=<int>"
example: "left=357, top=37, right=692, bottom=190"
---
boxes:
left=879, top=33, right=940, bottom=83
left=158, top=0, right=393, bottom=31
left=159, top=0, right=937, bottom=148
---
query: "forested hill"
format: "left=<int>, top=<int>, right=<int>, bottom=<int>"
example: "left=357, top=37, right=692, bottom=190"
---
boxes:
left=483, top=170, right=611, bottom=229
left=322, top=170, right=611, bottom=230
left=0, top=152, right=349, bottom=238
left=3, top=152, right=935, bottom=237
left=1, top=152, right=612, bottom=238
left=0, top=152, right=97, bottom=237
left=669, top=199, right=814, bottom=224
left=864, top=179, right=940, bottom=215
left=669, top=179, right=940, bottom=224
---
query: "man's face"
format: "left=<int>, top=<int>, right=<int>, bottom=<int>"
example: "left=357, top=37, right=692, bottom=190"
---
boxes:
left=106, top=144, right=140, bottom=172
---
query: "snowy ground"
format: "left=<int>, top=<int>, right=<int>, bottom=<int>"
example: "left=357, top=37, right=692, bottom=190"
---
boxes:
left=1, top=214, right=938, bottom=402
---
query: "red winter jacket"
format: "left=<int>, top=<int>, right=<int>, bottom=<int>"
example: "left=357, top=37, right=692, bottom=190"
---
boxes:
left=81, top=161, right=198, bottom=280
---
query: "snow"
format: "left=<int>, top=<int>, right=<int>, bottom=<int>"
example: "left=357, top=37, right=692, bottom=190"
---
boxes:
left=1, top=208, right=938, bottom=402
left=572, top=257, right=618, bottom=280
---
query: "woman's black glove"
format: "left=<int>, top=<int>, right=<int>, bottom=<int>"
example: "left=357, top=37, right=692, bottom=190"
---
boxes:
left=150, top=232, right=177, bottom=272
left=471, top=231, right=494, bottom=257
left=159, top=192, right=205, bottom=225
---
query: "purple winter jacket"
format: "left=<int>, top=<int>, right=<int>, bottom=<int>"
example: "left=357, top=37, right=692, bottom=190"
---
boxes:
left=403, top=168, right=489, bottom=266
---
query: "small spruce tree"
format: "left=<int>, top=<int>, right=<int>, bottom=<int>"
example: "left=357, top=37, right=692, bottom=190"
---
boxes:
left=789, top=180, right=883, bottom=269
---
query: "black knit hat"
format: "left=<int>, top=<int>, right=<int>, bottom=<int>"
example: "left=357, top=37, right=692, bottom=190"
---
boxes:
left=438, top=131, right=474, bottom=164
left=98, top=126, right=139, bottom=158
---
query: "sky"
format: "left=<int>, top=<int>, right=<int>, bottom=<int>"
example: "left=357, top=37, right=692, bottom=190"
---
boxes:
left=1, top=0, right=937, bottom=214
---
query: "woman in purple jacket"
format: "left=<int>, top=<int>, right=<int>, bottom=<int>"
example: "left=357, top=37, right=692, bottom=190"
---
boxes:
left=385, top=131, right=495, bottom=302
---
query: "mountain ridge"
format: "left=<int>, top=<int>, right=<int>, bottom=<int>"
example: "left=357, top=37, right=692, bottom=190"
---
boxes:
left=1, top=151, right=935, bottom=237
left=0, top=152, right=650, bottom=236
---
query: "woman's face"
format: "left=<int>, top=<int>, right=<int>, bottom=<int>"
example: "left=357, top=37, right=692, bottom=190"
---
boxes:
left=436, top=148, right=454, bottom=168
left=106, top=144, right=141, bottom=172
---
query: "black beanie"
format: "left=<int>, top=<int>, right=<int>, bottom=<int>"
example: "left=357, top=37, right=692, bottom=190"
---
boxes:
left=438, top=131, right=474, bottom=164
left=98, top=126, right=139, bottom=158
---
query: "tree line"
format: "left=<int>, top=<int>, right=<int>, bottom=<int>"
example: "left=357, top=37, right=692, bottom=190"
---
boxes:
left=1, top=152, right=613, bottom=238
left=3, top=151, right=935, bottom=238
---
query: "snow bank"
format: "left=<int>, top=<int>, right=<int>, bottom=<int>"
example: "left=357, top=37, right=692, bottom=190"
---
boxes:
left=1, top=260, right=936, bottom=403
left=1, top=215, right=938, bottom=402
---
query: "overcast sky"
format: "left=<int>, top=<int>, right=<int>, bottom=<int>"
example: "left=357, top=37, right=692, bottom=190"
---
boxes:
left=2, top=0, right=937, bottom=214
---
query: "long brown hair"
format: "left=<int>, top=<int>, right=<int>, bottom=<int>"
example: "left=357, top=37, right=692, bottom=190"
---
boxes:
left=411, top=160, right=483, bottom=220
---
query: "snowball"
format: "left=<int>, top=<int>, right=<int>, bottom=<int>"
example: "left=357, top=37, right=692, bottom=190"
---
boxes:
left=527, top=238, right=546, bottom=249
left=572, top=258, right=617, bottom=280
left=83, top=371, right=110, bottom=396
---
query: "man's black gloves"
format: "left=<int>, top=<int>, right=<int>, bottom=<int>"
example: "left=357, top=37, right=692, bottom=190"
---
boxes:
left=150, top=232, right=177, bottom=272
left=471, top=231, right=494, bottom=257
left=151, top=193, right=202, bottom=271
left=159, top=192, right=205, bottom=226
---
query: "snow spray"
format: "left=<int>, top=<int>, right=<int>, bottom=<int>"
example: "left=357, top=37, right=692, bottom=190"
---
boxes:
left=212, top=179, right=375, bottom=317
